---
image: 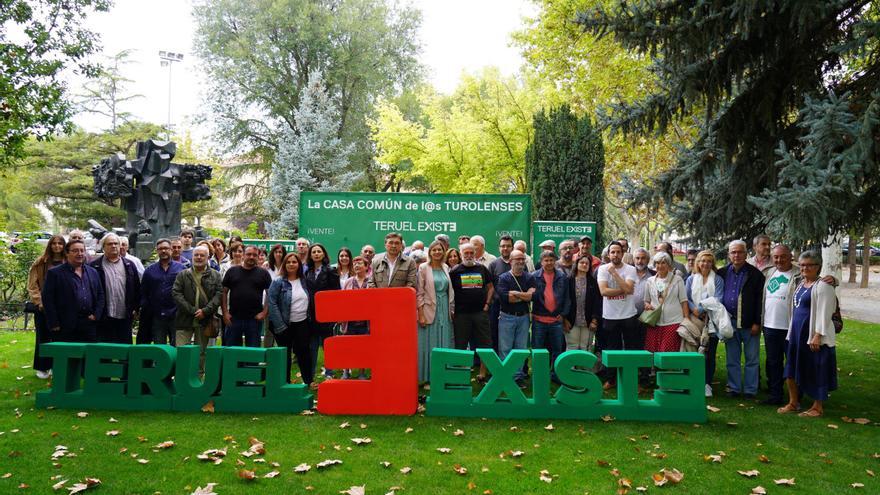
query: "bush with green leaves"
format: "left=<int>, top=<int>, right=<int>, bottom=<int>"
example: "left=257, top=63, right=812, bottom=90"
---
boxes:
left=0, top=239, right=42, bottom=303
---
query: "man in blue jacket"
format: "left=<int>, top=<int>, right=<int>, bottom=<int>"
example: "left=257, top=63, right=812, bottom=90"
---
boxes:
left=42, top=240, right=105, bottom=343
left=531, top=250, right=570, bottom=383
left=89, top=234, right=141, bottom=344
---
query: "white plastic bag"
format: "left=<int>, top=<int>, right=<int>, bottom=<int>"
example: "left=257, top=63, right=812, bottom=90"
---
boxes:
left=699, top=296, right=734, bottom=341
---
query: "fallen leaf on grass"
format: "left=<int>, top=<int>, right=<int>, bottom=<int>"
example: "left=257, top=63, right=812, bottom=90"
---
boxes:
left=66, top=477, right=101, bottom=494
left=380, top=461, right=391, bottom=468
left=750, top=486, right=767, bottom=494
left=704, top=454, right=723, bottom=463
left=774, top=478, right=795, bottom=486
left=52, top=479, right=67, bottom=490
left=154, top=440, right=175, bottom=449
left=601, top=415, right=615, bottom=422
left=827, top=424, right=838, bottom=429
left=190, top=483, right=218, bottom=495
left=351, top=438, right=372, bottom=445
left=340, top=487, right=365, bottom=495
left=399, top=467, right=412, bottom=475
left=661, top=468, right=684, bottom=484
left=359, top=423, right=368, bottom=429
left=597, top=460, right=611, bottom=467
left=706, top=405, right=720, bottom=413
left=758, top=454, right=770, bottom=463
left=263, top=471, right=280, bottom=478
left=867, top=470, right=875, bottom=477
left=436, top=448, right=451, bottom=454
left=539, top=469, right=553, bottom=483
left=137, top=459, right=149, bottom=464
left=18, top=483, right=28, bottom=489
left=316, top=459, right=342, bottom=469
left=509, top=426, right=519, bottom=431
left=108, top=418, right=118, bottom=423
left=76, top=412, right=88, bottom=418
left=510, top=450, right=524, bottom=458
left=301, top=410, right=315, bottom=416
left=294, top=463, right=311, bottom=473
left=453, top=464, right=468, bottom=475
left=544, top=424, right=555, bottom=431
left=852, top=483, right=864, bottom=488
left=453, top=429, right=465, bottom=436
left=237, top=469, right=256, bottom=481
left=201, top=401, right=215, bottom=414
left=404, top=427, right=413, bottom=433
left=339, top=422, right=350, bottom=429
left=738, top=470, right=760, bottom=478
left=105, top=430, right=120, bottom=437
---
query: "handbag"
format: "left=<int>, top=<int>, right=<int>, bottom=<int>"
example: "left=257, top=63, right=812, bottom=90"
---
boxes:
left=639, top=278, right=670, bottom=327
left=203, top=316, right=220, bottom=338
left=832, top=296, right=843, bottom=334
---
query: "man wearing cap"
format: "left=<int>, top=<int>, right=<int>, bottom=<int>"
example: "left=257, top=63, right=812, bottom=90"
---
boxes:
left=576, top=236, right=601, bottom=273
left=539, top=239, right=556, bottom=254
left=531, top=250, right=570, bottom=383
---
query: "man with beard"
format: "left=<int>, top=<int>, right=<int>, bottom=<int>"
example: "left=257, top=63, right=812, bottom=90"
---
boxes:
left=495, top=249, right=536, bottom=388
left=449, top=243, right=494, bottom=381
left=222, top=245, right=272, bottom=347
left=597, top=241, right=640, bottom=389
left=556, top=239, right=577, bottom=276
left=141, top=239, right=186, bottom=345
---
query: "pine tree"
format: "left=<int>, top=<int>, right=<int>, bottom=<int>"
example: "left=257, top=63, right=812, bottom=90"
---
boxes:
left=525, top=105, right=605, bottom=246
left=264, top=70, right=359, bottom=238
left=577, top=1, right=880, bottom=245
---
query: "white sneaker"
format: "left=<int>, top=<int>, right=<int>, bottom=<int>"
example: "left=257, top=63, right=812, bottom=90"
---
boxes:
left=705, top=384, right=713, bottom=397
left=35, top=370, right=50, bottom=380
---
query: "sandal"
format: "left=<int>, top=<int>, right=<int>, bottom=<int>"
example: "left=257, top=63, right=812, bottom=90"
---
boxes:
left=776, top=403, right=801, bottom=414
left=798, top=409, right=823, bottom=418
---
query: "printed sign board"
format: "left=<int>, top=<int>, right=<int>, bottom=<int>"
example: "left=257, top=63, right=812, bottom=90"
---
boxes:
left=532, top=220, right=597, bottom=259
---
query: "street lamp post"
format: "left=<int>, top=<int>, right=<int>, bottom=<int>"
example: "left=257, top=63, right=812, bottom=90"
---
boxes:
left=158, top=51, right=184, bottom=140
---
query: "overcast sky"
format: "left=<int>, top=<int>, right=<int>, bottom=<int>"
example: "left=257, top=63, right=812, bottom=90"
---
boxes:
left=70, top=0, right=537, bottom=147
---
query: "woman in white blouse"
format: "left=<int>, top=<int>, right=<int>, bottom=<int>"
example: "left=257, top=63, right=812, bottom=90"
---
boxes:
left=643, top=252, right=689, bottom=353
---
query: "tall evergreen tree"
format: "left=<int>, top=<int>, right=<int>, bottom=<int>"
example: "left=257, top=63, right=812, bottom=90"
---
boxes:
left=264, top=71, right=359, bottom=238
left=577, top=1, right=880, bottom=246
left=526, top=105, right=605, bottom=246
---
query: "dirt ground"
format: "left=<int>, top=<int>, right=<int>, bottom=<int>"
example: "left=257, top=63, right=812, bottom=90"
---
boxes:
left=840, top=266, right=880, bottom=324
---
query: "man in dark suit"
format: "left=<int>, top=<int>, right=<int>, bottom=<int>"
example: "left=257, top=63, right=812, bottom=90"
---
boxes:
left=42, top=239, right=105, bottom=343
left=89, top=234, right=141, bottom=344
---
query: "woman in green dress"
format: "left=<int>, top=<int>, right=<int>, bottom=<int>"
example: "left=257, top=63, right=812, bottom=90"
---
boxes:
left=416, top=240, right=456, bottom=386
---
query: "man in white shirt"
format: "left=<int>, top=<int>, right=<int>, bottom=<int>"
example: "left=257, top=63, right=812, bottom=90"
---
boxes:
left=761, top=244, right=800, bottom=405
left=596, top=241, right=640, bottom=389
left=470, top=235, right=496, bottom=267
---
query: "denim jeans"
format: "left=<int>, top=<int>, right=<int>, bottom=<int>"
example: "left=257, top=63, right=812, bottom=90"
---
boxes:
left=532, top=319, right=565, bottom=375
left=97, top=317, right=132, bottom=344
left=151, top=316, right=176, bottom=346
left=725, top=327, right=760, bottom=395
left=226, top=318, right=261, bottom=347
left=763, top=326, right=788, bottom=401
left=497, top=312, right=530, bottom=381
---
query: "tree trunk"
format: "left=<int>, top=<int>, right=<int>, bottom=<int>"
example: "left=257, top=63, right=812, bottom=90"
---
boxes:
left=821, top=234, right=843, bottom=289
left=861, top=227, right=872, bottom=289
left=847, top=232, right=858, bottom=283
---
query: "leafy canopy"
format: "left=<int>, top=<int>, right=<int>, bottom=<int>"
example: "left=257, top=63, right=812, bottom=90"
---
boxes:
left=0, top=0, right=110, bottom=168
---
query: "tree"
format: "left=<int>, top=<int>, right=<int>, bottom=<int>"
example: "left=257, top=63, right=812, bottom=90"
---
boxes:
left=77, top=50, right=143, bottom=133
left=369, top=69, right=542, bottom=193
left=525, top=105, right=605, bottom=246
left=578, top=0, right=880, bottom=246
left=513, top=0, right=693, bottom=247
left=263, top=71, right=358, bottom=238
left=0, top=0, right=110, bottom=168
left=22, top=121, right=166, bottom=229
left=193, top=0, right=422, bottom=220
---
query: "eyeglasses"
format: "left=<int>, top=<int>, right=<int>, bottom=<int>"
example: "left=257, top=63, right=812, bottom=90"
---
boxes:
left=801, top=263, right=820, bottom=267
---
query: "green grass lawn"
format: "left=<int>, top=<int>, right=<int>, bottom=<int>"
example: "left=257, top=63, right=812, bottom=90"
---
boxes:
left=0, top=323, right=878, bottom=494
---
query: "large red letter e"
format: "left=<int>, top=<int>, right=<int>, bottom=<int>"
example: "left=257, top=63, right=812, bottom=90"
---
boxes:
left=315, top=287, right=417, bottom=415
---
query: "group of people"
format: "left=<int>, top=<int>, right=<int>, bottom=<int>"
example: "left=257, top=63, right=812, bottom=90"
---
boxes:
left=27, top=229, right=840, bottom=416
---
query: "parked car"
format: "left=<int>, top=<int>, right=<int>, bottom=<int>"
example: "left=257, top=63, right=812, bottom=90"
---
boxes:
left=842, top=244, right=880, bottom=258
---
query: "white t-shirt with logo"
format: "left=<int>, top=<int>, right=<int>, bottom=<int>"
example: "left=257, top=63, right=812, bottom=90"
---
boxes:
left=597, top=263, right=638, bottom=320
left=764, top=268, right=796, bottom=330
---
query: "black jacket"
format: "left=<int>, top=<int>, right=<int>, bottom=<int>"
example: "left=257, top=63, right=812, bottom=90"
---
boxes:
left=565, top=271, right=603, bottom=326
left=89, top=255, right=141, bottom=319
left=715, top=263, right=765, bottom=328
left=304, top=264, right=341, bottom=336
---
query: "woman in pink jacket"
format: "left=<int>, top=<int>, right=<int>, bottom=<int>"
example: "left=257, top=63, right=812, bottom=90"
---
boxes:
left=416, top=240, right=455, bottom=387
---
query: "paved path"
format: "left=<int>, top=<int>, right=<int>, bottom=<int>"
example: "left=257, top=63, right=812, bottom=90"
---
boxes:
left=839, top=267, right=880, bottom=324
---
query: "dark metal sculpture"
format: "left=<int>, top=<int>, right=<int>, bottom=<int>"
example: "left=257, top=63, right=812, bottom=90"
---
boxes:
left=93, top=139, right=212, bottom=260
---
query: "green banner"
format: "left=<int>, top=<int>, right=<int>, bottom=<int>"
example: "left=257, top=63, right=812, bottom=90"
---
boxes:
left=532, top=220, right=597, bottom=260
left=299, top=192, right=531, bottom=257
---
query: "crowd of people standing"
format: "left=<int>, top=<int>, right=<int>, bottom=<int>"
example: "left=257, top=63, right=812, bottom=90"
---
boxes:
left=26, top=228, right=840, bottom=416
